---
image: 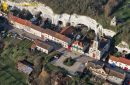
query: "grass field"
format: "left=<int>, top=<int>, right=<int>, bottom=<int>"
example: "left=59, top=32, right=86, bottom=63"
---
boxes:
left=0, top=37, right=34, bottom=85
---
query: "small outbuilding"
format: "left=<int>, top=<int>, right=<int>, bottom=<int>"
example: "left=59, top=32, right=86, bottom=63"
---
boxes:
left=17, top=60, right=33, bottom=75
left=32, top=39, right=53, bottom=54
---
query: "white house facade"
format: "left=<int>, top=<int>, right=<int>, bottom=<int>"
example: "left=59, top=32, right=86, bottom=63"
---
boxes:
left=17, top=61, right=33, bottom=75
left=36, top=46, right=50, bottom=54
left=88, top=40, right=101, bottom=60
left=71, top=41, right=84, bottom=54
left=109, top=56, right=130, bottom=71
left=34, top=40, right=53, bottom=54
left=8, top=14, right=71, bottom=49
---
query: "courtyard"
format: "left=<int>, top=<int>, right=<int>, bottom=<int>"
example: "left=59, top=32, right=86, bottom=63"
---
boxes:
left=52, top=51, right=94, bottom=75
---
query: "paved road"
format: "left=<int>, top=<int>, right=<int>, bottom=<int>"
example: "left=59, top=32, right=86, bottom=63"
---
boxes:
left=44, top=40, right=62, bottom=50
left=9, top=28, right=41, bottom=40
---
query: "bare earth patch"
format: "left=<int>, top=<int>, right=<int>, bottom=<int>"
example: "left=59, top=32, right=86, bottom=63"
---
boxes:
left=37, top=70, right=51, bottom=85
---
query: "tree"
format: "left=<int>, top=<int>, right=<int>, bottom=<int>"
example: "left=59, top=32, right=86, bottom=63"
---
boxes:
left=37, top=0, right=106, bottom=16
left=81, top=26, right=89, bottom=36
left=18, top=9, right=33, bottom=20
left=87, top=29, right=96, bottom=40
left=10, top=7, right=21, bottom=16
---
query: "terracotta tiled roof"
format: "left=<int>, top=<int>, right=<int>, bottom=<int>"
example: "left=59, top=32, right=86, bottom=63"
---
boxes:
left=73, top=41, right=83, bottom=47
left=109, top=55, right=130, bottom=66
left=108, top=69, right=125, bottom=79
left=9, top=13, right=32, bottom=26
left=45, top=29, right=71, bottom=43
left=31, top=24, right=45, bottom=32
left=34, top=40, right=53, bottom=50
left=88, top=60, right=126, bottom=79
left=60, top=26, right=74, bottom=35
left=8, top=14, right=71, bottom=43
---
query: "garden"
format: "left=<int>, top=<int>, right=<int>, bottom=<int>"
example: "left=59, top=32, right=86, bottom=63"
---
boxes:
left=0, top=36, right=46, bottom=85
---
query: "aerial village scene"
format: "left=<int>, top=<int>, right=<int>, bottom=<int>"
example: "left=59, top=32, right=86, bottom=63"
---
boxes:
left=0, top=0, right=130, bottom=85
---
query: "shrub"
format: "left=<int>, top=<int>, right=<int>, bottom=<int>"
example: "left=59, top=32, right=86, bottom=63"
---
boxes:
left=114, top=52, right=121, bottom=57
left=63, top=57, right=76, bottom=66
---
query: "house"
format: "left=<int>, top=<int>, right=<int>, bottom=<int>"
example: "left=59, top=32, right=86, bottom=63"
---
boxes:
left=116, top=41, right=130, bottom=54
left=87, top=61, right=108, bottom=79
left=8, top=13, right=71, bottom=49
left=42, top=29, right=71, bottom=48
left=8, top=13, right=111, bottom=58
left=32, top=40, right=53, bottom=54
left=109, top=55, right=130, bottom=71
left=17, top=60, right=33, bottom=75
left=106, top=68, right=126, bottom=85
left=71, top=41, right=84, bottom=54
left=87, top=60, right=126, bottom=85
left=90, top=67, right=108, bottom=79
left=110, top=16, right=117, bottom=26
left=60, top=26, right=74, bottom=35
left=88, top=35, right=111, bottom=60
